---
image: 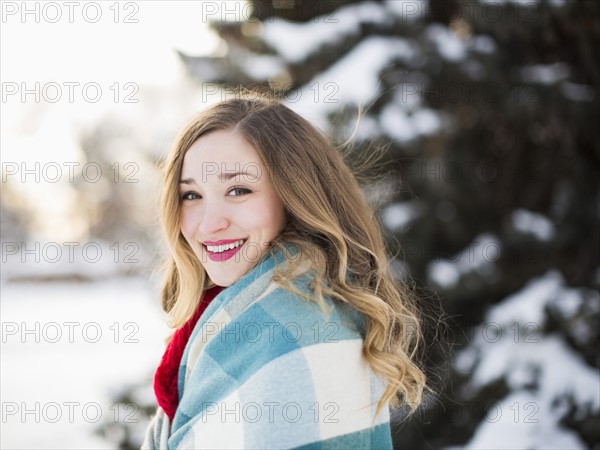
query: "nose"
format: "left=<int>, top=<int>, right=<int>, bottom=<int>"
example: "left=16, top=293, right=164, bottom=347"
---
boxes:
left=197, top=199, right=229, bottom=236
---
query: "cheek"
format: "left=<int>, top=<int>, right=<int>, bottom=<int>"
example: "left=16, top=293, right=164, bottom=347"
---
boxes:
left=179, top=208, right=195, bottom=240
left=264, top=199, right=287, bottom=236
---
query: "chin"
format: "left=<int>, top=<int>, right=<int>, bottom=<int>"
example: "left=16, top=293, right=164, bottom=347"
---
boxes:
left=206, top=269, right=245, bottom=288
left=207, top=276, right=233, bottom=288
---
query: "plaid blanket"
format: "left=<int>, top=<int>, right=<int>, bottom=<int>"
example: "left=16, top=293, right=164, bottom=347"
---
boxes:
left=142, top=243, right=392, bottom=449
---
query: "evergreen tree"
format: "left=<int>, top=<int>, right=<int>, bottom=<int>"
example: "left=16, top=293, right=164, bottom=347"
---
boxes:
left=175, top=0, right=599, bottom=448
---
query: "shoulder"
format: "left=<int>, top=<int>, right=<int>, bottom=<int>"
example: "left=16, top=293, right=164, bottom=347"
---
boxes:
left=174, top=276, right=392, bottom=449
left=218, top=275, right=366, bottom=352
left=197, top=276, right=369, bottom=381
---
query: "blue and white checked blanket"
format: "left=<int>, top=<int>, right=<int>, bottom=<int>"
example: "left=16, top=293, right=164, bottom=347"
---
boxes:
left=142, top=243, right=392, bottom=449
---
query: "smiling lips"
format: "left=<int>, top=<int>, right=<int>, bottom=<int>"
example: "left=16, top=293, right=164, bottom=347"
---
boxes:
left=202, top=239, right=246, bottom=262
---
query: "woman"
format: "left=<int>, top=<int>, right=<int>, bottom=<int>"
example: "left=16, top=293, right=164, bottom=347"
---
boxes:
left=143, top=95, right=426, bottom=449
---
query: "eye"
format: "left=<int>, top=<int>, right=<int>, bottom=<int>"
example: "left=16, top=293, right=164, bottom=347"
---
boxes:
left=228, top=187, right=252, bottom=197
left=180, top=191, right=200, bottom=201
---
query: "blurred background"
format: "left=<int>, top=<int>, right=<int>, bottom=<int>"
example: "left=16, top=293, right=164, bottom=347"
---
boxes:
left=1, top=0, right=598, bottom=448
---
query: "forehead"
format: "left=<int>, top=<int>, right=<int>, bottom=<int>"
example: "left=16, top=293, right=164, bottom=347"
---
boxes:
left=181, top=129, right=261, bottom=175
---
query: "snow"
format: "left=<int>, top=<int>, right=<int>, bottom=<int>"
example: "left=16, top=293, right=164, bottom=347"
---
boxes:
left=474, top=269, right=598, bottom=356
left=286, top=36, right=414, bottom=127
left=511, top=209, right=555, bottom=241
left=262, top=2, right=451, bottom=131
left=239, top=53, right=285, bottom=80
left=467, top=330, right=599, bottom=404
left=480, top=0, right=541, bottom=4
left=428, top=260, right=461, bottom=288
left=1, top=240, right=153, bottom=282
left=380, top=105, right=416, bottom=142
left=385, top=0, right=429, bottom=22
left=487, top=271, right=562, bottom=325
left=456, top=271, right=600, bottom=449
left=425, top=24, right=468, bottom=62
left=464, top=391, right=586, bottom=449
left=354, top=114, right=381, bottom=141
left=519, top=62, right=570, bottom=85
left=413, top=108, right=443, bottom=134
left=427, top=233, right=501, bottom=288
left=470, top=35, right=497, bottom=55
left=380, top=89, right=443, bottom=142
left=0, top=277, right=168, bottom=448
left=464, top=272, right=600, bottom=406
left=561, top=82, right=595, bottom=102
left=381, top=201, right=423, bottom=231
left=550, top=288, right=586, bottom=318
left=319, top=36, right=411, bottom=104
left=261, top=1, right=389, bottom=63
left=461, top=335, right=597, bottom=449
left=510, top=0, right=541, bottom=5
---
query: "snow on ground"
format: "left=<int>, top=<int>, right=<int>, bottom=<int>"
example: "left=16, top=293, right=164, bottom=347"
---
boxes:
left=0, top=277, right=168, bottom=449
left=0, top=240, right=153, bottom=282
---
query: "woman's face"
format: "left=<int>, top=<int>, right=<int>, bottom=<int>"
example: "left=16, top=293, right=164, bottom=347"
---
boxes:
left=179, top=129, right=287, bottom=287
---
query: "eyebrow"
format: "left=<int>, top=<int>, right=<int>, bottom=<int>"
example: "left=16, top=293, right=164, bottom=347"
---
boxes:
left=179, top=171, right=257, bottom=185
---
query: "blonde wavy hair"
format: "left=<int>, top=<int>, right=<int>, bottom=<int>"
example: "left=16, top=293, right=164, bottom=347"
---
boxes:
left=159, top=94, right=426, bottom=418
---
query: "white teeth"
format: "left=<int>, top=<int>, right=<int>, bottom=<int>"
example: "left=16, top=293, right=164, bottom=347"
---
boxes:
left=205, top=239, right=245, bottom=253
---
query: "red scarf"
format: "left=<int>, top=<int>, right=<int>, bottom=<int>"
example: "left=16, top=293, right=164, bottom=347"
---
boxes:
left=153, top=285, right=224, bottom=421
